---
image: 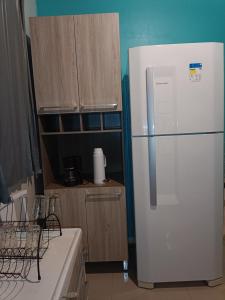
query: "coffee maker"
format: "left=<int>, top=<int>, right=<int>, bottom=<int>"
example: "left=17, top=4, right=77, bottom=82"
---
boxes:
left=63, top=156, right=83, bottom=186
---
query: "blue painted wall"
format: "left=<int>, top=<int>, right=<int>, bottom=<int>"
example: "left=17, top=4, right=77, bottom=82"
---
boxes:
left=37, top=0, right=225, bottom=239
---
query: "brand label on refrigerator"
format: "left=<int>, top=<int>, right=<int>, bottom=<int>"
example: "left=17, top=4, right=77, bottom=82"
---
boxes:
left=189, top=63, right=202, bottom=82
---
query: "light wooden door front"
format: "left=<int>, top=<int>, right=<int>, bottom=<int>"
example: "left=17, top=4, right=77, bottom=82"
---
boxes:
left=85, top=187, right=128, bottom=261
left=30, top=16, right=79, bottom=112
left=75, top=13, right=122, bottom=111
left=45, top=188, right=88, bottom=257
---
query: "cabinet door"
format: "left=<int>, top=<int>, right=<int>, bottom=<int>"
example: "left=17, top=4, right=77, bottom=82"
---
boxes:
left=45, top=188, right=88, bottom=257
left=85, top=186, right=128, bottom=261
left=75, top=13, right=122, bottom=111
left=30, top=16, right=79, bottom=112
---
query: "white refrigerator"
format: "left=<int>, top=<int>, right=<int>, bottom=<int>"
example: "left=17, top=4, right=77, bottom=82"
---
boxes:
left=129, top=42, right=224, bottom=288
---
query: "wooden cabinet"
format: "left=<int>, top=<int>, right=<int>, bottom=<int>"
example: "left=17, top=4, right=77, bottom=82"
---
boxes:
left=30, top=16, right=79, bottom=112
left=45, top=187, right=89, bottom=259
left=85, top=186, right=128, bottom=261
left=75, top=13, right=122, bottom=111
left=30, top=13, right=122, bottom=113
left=31, top=13, right=126, bottom=265
left=45, top=183, right=128, bottom=263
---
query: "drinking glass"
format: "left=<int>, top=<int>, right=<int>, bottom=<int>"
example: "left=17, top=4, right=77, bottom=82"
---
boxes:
left=48, top=193, right=61, bottom=217
left=25, top=224, right=41, bottom=253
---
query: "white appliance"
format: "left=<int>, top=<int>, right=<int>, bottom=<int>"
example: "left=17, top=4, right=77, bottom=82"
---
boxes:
left=129, top=42, right=224, bottom=288
left=93, top=147, right=106, bottom=184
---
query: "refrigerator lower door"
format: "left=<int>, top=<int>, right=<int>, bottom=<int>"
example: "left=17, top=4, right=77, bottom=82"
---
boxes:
left=132, top=133, right=223, bottom=283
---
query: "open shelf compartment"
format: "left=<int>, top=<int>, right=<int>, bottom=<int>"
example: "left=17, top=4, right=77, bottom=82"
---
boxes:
left=39, top=112, right=122, bottom=134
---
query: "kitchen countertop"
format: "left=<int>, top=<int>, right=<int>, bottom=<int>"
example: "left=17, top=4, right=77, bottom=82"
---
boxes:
left=0, top=228, right=82, bottom=300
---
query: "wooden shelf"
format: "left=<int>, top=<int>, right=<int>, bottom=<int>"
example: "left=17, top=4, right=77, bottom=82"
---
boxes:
left=45, top=179, right=124, bottom=190
left=40, top=129, right=122, bottom=135
left=39, top=111, right=122, bottom=135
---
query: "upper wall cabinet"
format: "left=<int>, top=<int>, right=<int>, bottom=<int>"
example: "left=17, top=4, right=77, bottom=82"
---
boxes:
left=30, top=16, right=79, bottom=112
left=75, top=13, right=122, bottom=111
left=30, top=13, right=122, bottom=113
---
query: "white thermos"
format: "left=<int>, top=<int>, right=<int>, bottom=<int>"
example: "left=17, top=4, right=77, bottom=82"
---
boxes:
left=93, top=148, right=106, bottom=184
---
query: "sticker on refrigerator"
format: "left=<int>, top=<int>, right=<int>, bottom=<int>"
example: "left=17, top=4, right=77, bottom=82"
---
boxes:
left=189, top=63, right=202, bottom=82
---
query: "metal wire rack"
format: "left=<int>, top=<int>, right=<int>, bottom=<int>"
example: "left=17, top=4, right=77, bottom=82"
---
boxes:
left=0, top=191, right=62, bottom=281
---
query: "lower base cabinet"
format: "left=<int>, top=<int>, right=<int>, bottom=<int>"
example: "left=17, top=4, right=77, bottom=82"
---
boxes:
left=46, top=183, right=128, bottom=262
left=85, top=186, right=127, bottom=261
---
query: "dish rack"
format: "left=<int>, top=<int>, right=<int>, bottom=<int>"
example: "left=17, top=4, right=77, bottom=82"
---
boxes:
left=0, top=191, right=62, bottom=280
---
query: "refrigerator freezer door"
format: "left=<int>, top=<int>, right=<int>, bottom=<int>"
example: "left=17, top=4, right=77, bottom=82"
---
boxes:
left=129, top=42, right=224, bottom=136
left=146, top=66, right=177, bottom=136
left=132, top=133, right=223, bottom=283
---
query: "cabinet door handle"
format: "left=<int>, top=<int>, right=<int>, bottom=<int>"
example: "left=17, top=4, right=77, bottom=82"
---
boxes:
left=39, top=106, right=78, bottom=114
left=61, top=292, right=78, bottom=299
left=80, top=103, right=117, bottom=111
left=86, top=192, right=121, bottom=199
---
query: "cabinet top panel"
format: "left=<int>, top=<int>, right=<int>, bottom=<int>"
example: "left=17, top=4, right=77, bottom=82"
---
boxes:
left=30, top=13, right=119, bottom=20
left=46, top=179, right=124, bottom=190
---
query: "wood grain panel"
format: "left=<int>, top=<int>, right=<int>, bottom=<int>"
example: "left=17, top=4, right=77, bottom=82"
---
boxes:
left=75, top=13, right=122, bottom=111
left=45, top=188, right=88, bottom=257
left=46, top=179, right=123, bottom=190
left=30, top=16, right=79, bottom=111
left=39, top=133, right=55, bottom=187
left=85, top=186, right=128, bottom=261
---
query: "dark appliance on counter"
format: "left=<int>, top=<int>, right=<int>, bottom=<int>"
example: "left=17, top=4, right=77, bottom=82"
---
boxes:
left=63, top=156, right=83, bottom=186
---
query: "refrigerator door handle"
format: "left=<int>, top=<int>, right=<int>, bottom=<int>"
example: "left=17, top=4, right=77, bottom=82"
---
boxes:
left=148, top=137, right=157, bottom=207
left=147, top=67, right=157, bottom=207
left=146, top=67, right=155, bottom=136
